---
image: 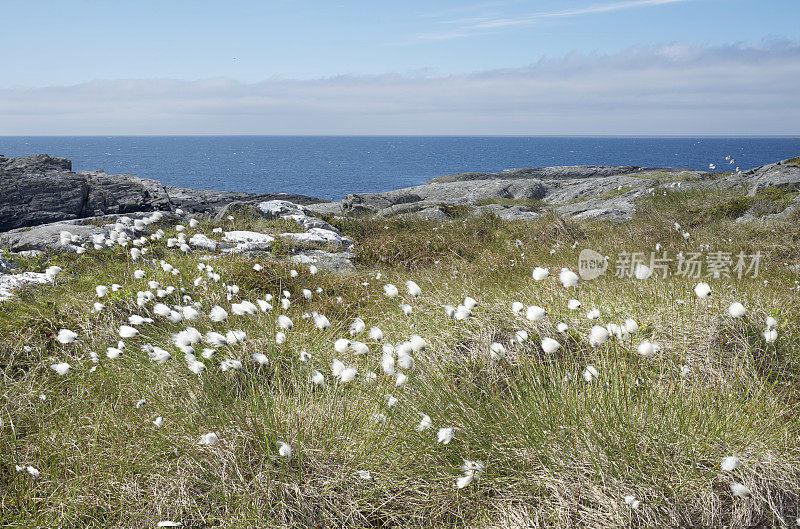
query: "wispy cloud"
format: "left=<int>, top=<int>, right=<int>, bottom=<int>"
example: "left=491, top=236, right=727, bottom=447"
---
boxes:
left=1, top=41, right=798, bottom=135
left=419, top=0, right=692, bottom=41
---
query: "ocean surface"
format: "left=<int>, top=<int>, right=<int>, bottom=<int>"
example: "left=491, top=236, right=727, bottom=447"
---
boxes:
left=1, top=136, right=798, bottom=200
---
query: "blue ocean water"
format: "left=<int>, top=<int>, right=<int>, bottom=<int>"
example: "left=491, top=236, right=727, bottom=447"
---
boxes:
left=1, top=136, right=798, bottom=200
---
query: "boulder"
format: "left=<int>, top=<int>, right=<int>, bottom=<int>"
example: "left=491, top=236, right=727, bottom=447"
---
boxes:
left=222, top=231, right=275, bottom=252
left=0, top=154, right=325, bottom=232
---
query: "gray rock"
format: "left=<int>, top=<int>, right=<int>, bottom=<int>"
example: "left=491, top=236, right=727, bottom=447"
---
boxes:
left=0, top=271, right=51, bottom=302
left=189, top=233, right=218, bottom=251
left=222, top=231, right=275, bottom=252
left=257, top=200, right=339, bottom=232
left=278, top=228, right=352, bottom=250
left=0, top=154, right=325, bottom=232
left=290, top=250, right=355, bottom=272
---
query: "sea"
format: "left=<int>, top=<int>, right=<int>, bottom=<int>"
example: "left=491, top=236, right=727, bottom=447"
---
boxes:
left=1, top=136, right=798, bottom=200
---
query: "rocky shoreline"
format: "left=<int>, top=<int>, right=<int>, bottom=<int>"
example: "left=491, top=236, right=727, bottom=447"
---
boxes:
left=1, top=153, right=798, bottom=259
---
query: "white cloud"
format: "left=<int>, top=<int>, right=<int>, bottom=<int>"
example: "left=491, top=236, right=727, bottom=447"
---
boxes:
left=1, top=41, right=798, bottom=135
left=418, top=0, right=692, bottom=41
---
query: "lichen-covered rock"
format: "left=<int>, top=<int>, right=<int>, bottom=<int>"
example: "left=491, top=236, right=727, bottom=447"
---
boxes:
left=222, top=231, right=275, bottom=252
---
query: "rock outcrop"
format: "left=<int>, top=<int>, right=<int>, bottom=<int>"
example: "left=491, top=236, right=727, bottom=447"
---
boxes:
left=307, top=159, right=800, bottom=221
left=0, top=154, right=325, bottom=232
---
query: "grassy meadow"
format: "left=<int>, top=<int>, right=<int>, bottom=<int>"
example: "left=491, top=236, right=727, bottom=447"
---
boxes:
left=2, top=189, right=800, bottom=527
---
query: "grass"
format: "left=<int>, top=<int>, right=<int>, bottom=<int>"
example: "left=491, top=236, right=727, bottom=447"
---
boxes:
left=473, top=198, right=547, bottom=210
left=567, top=186, right=638, bottom=205
left=2, top=190, right=800, bottom=527
left=786, top=157, right=800, bottom=168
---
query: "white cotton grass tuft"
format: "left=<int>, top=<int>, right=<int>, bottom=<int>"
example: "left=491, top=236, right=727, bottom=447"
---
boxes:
left=277, top=315, right=294, bottom=330
left=349, top=318, right=366, bottom=335
left=199, top=432, right=219, bottom=445
left=50, top=362, right=71, bottom=375
left=400, top=303, right=413, bottom=316
left=763, top=328, right=778, bottom=343
left=437, top=427, right=454, bottom=444
left=406, top=280, right=422, bottom=297
left=275, top=332, right=286, bottom=345
left=369, top=326, right=384, bottom=341
left=252, top=353, right=269, bottom=366
left=525, top=305, right=546, bottom=321
left=277, top=441, right=292, bottom=459
left=416, top=414, right=432, bottom=431
left=209, top=306, right=228, bottom=322
left=156, top=521, right=182, bottom=527
left=588, top=325, right=610, bottom=347
left=541, top=337, right=560, bottom=354
left=623, top=495, right=641, bottom=510
left=559, top=268, right=579, bottom=287
left=463, top=297, right=478, bottom=310
left=730, top=483, right=752, bottom=499
left=95, top=285, right=108, bottom=298
left=586, top=309, right=600, bottom=320
left=153, top=416, right=164, bottom=428
left=514, top=330, right=528, bottom=343
left=383, top=284, right=399, bottom=298
left=311, top=370, right=325, bottom=386
left=56, top=329, right=78, bottom=344
left=637, top=340, right=660, bottom=358
left=334, top=338, right=351, bottom=354
left=119, top=325, right=139, bottom=338
left=511, top=301, right=524, bottom=314
left=556, top=322, right=569, bottom=333
left=567, top=299, right=581, bottom=311
left=532, top=267, right=549, bottom=281
left=582, top=365, right=599, bottom=382
left=728, top=302, right=746, bottom=319
left=721, top=456, right=739, bottom=471
left=456, top=460, right=485, bottom=489
left=489, top=342, right=507, bottom=360
left=766, top=316, right=778, bottom=330
left=694, top=282, right=712, bottom=299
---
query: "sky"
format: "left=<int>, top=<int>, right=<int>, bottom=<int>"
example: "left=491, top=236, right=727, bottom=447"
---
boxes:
left=1, top=0, right=799, bottom=135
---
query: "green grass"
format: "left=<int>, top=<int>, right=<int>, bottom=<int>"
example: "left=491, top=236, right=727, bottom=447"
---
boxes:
left=786, top=157, right=800, bottom=168
left=2, top=195, right=800, bottom=527
left=473, top=197, right=547, bottom=210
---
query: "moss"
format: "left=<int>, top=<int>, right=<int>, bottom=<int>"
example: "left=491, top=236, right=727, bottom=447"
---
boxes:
left=786, top=156, right=800, bottom=168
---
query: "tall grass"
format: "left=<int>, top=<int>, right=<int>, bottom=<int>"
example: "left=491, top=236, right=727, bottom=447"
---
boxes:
left=2, top=189, right=800, bottom=527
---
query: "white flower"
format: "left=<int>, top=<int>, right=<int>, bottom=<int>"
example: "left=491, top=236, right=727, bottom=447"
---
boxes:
left=209, top=306, right=229, bottom=322
left=119, top=325, right=139, bottom=338
left=56, top=329, right=78, bottom=344
left=766, top=316, right=778, bottom=330
left=26, top=466, right=40, bottom=478
left=383, top=284, right=399, bottom=298
left=586, top=309, right=600, bottom=320
left=277, top=441, right=292, bottom=459
left=567, top=299, right=581, bottom=311
left=311, top=370, right=325, bottom=386
left=525, top=305, right=546, bottom=321
left=730, top=483, right=751, bottom=498
left=556, top=322, right=569, bottom=333
left=277, top=315, right=294, bottom=330
left=624, top=318, right=639, bottom=334
left=541, top=337, right=561, bottom=354
left=199, top=432, right=219, bottom=445
left=728, top=302, right=746, bottom=318
left=637, top=341, right=656, bottom=358
left=133, top=269, right=146, bottom=279
left=275, top=331, right=286, bottom=344
left=588, top=325, right=610, bottom=347
left=514, top=330, right=529, bottom=343
left=349, top=318, right=366, bottom=335
left=153, top=416, right=164, bottom=428
left=220, top=359, right=243, bottom=371
left=416, top=414, right=432, bottom=431
left=400, top=303, right=413, bottom=316
left=583, top=365, right=599, bottom=382
left=386, top=394, right=399, bottom=408
left=532, top=267, right=550, bottom=281
left=763, top=328, right=778, bottom=343
left=252, top=353, right=269, bottom=365
left=721, top=456, right=739, bottom=471
left=50, top=362, right=71, bottom=375
left=406, top=280, right=422, bottom=297
left=95, top=285, right=108, bottom=298
left=623, top=495, right=641, bottom=509
left=511, top=302, right=524, bottom=314
left=369, top=326, right=384, bottom=341
left=437, top=427, right=454, bottom=444
left=559, top=268, right=579, bottom=287
left=463, top=297, right=478, bottom=310
left=694, top=282, right=711, bottom=299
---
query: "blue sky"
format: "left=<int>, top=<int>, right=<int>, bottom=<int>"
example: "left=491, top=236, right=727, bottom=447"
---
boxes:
left=1, top=0, right=799, bottom=134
